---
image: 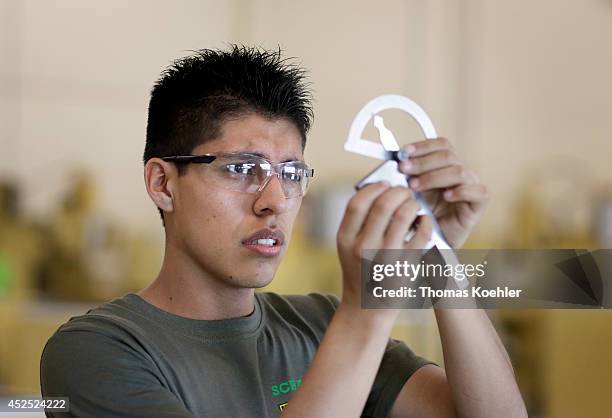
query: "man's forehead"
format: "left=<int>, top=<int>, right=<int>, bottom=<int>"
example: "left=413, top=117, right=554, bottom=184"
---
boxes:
left=192, top=113, right=304, bottom=159
left=194, top=136, right=303, bottom=162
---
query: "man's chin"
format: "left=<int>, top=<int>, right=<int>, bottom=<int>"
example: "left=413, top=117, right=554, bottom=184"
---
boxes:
left=226, top=269, right=275, bottom=289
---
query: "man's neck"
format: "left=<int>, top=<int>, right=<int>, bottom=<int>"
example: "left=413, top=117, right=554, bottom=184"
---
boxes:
left=138, top=243, right=256, bottom=321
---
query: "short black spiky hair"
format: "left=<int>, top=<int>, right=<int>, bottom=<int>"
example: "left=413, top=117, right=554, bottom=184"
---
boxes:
left=144, top=45, right=313, bottom=166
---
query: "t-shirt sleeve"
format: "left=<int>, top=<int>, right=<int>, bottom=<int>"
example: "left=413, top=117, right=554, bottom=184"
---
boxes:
left=40, top=328, right=195, bottom=418
left=362, top=338, right=435, bottom=418
left=320, top=294, right=435, bottom=418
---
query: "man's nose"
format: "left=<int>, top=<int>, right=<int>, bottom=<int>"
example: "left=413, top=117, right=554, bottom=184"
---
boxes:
left=253, top=175, right=289, bottom=216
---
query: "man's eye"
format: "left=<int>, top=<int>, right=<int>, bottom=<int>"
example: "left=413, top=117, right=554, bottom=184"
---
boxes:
left=225, top=163, right=256, bottom=175
left=282, top=167, right=303, bottom=182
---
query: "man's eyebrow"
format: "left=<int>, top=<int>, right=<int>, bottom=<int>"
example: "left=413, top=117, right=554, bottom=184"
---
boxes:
left=228, top=150, right=301, bottom=162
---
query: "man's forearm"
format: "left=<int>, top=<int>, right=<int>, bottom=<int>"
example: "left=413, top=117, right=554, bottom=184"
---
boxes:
left=434, top=308, right=527, bottom=418
left=280, top=304, right=397, bottom=418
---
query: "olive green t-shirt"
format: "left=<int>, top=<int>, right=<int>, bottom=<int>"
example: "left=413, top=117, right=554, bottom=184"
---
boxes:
left=40, top=292, right=431, bottom=417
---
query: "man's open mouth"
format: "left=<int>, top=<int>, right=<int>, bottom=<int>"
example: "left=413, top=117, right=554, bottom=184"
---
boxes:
left=242, top=228, right=285, bottom=245
left=247, top=238, right=278, bottom=247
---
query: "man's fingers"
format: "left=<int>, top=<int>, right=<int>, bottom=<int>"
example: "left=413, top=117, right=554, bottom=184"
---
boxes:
left=399, top=149, right=459, bottom=175
left=402, top=137, right=453, bottom=158
left=384, top=198, right=421, bottom=248
left=404, top=215, right=433, bottom=249
left=408, top=166, right=477, bottom=192
left=338, top=182, right=390, bottom=242
left=443, top=184, right=489, bottom=210
left=359, top=187, right=413, bottom=248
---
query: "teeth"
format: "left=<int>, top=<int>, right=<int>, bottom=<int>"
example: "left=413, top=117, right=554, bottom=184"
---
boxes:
left=256, top=239, right=276, bottom=246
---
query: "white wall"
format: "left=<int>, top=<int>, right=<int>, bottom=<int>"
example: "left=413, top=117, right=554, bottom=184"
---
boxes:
left=469, top=0, right=612, bottom=240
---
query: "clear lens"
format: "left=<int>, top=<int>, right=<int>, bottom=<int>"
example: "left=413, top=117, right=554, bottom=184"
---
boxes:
left=279, top=162, right=311, bottom=198
left=206, top=154, right=312, bottom=198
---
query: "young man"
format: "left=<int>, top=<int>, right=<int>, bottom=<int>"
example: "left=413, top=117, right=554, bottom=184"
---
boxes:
left=41, top=46, right=526, bottom=417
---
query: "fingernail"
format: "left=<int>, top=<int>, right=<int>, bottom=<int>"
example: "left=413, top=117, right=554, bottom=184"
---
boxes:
left=444, top=190, right=453, bottom=199
left=380, top=180, right=391, bottom=188
left=405, top=144, right=416, bottom=154
left=409, top=178, right=419, bottom=189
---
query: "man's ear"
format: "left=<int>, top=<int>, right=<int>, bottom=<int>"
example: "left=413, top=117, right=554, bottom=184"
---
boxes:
left=144, top=158, right=176, bottom=214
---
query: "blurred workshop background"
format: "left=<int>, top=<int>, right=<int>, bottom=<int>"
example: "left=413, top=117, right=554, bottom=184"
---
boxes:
left=0, top=1, right=611, bottom=417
